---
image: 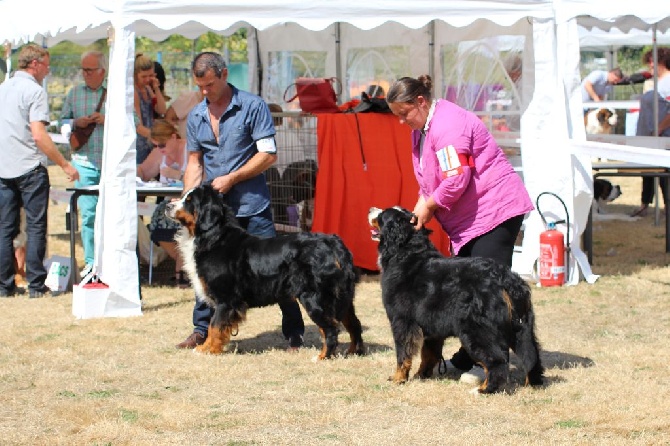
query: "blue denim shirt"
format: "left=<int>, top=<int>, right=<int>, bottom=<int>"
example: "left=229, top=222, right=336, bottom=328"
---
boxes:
left=186, top=84, right=276, bottom=217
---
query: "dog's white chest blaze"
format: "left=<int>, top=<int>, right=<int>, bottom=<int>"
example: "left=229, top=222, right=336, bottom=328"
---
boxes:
left=175, top=227, right=214, bottom=307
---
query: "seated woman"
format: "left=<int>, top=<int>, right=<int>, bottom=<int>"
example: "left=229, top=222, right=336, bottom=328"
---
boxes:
left=136, top=119, right=188, bottom=287
left=134, top=54, right=167, bottom=165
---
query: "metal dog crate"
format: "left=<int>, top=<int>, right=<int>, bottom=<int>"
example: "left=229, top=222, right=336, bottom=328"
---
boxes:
left=268, top=111, right=318, bottom=233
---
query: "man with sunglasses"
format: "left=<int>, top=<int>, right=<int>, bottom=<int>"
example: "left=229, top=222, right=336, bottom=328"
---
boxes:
left=0, top=44, right=79, bottom=298
left=60, top=51, right=107, bottom=279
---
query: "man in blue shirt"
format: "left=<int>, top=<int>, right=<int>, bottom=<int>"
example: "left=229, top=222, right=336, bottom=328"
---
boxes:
left=581, top=67, right=624, bottom=105
left=176, top=51, right=305, bottom=350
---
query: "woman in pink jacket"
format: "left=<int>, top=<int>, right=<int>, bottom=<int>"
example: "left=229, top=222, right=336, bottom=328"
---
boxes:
left=386, top=75, right=534, bottom=373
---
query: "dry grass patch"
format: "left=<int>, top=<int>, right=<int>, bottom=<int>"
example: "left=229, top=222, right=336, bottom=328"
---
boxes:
left=0, top=167, right=668, bottom=444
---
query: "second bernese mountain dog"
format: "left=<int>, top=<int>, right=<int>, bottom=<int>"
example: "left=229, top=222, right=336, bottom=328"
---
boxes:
left=166, top=185, right=365, bottom=358
left=368, top=206, right=544, bottom=393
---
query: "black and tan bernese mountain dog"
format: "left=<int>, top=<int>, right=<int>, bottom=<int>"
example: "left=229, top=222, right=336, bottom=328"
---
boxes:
left=166, top=185, right=365, bottom=358
left=368, top=206, right=544, bottom=393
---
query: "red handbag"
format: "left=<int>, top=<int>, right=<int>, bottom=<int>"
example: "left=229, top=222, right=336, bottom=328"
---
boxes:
left=283, top=77, right=342, bottom=113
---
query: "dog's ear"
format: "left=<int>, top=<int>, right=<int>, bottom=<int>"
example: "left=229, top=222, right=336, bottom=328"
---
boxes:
left=593, top=179, right=604, bottom=199
left=597, top=109, right=608, bottom=124
left=196, top=185, right=225, bottom=233
left=378, top=210, right=415, bottom=255
left=593, top=179, right=612, bottom=200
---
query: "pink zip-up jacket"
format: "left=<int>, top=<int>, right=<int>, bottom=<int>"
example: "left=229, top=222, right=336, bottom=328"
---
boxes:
left=412, top=100, right=533, bottom=254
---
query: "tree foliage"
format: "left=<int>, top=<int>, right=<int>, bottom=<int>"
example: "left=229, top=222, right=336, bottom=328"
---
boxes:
left=135, top=29, right=247, bottom=62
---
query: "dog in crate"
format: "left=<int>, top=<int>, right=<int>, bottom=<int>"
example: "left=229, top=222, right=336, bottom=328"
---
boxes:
left=267, top=159, right=317, bottom=230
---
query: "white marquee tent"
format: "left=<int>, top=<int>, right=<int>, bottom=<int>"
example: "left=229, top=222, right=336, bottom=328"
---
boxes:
left=2, top=0, right=670, bottom=310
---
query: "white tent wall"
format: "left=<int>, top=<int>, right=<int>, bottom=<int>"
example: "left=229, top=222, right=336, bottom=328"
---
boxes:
left=258, top=19, right=534, bottom=108
left=565, top=19, right=599, bottom=285
left=511, top=18, right=598, bottom=284
left=339, top=22, right=431, bottom=94
left=257, top=23, right=340, bottom=105
left=258, top=21, right=435, bottom=105
left=434, top=18, right=534, bottom=115
left=93, top=22, right=142, bottom=315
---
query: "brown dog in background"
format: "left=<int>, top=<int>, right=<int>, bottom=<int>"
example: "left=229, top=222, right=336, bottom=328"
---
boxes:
left=585, top=108, right=618, bottom=135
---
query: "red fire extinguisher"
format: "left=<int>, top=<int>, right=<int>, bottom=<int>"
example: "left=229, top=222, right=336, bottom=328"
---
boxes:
left=539, top=221, right=565, bottom=287
left=536, top=192, right=570, bottom=287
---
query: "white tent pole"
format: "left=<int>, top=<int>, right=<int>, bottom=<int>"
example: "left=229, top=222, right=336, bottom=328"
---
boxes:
left=92, top=18, right=142, bottom=314
left=335, top=22, right=342, bottom=102
left=252, top=27, right=262, bottom=96
left=190, top=38, right=196, bottom=92
left=653, top=23, right=659, bottom=137
left=2, top=42, right=11, bottom=84
left=429, top=20, right=435, bottom=95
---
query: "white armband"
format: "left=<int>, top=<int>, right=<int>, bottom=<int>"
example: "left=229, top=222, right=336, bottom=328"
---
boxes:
left=256, top=137, right=277, bottom=154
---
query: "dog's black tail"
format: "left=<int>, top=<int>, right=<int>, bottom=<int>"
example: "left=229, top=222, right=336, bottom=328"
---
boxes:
left=502, top=268, right=545, bottom=387
left=329, top=235, right=359, bottom=294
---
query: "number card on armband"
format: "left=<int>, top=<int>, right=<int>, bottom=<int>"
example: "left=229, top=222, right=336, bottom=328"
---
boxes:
left=436, top=145, right=464, bottom=179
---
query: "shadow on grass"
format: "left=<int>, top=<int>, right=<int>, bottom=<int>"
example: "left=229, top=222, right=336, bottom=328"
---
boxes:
left=590, top=202, right=670, bottom=276
left=141, top=294, right=193, bottom=312
left=221, top=324, right=391, bottom=356
left=49, top=231, right=72, bottom=242
left=429, top=350, right=592, bottom=393
left=539, top=350, right=594, bottom=369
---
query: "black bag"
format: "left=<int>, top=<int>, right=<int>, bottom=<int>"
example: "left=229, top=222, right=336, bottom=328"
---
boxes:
left=351, top=92, right=391, bottom=114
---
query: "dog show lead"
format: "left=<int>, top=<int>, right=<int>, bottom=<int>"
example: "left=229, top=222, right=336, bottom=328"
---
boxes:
left=386, top=75, right=535, bottom=379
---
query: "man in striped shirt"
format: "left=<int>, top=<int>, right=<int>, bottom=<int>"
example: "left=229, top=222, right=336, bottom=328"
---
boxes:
left=60, top=51, right=107, bottom=278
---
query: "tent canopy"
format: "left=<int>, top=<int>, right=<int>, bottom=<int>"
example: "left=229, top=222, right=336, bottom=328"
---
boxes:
left=1, top=0, right=557, bottom=46
left=4, top=0, right=670, bottom=48
left=2, top=0, right=669, bottom=302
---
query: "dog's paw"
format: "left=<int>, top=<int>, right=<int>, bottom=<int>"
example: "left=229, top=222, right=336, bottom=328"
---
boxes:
left=412, top=370, right=434, bottom=380
left=194, top=344, right=224, bottom=355
left=468, top=387, right=483, bottom=396
left=388, top=375, right=407, bottom=384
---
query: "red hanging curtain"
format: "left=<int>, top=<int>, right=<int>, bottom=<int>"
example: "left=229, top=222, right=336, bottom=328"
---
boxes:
left=312, top=113, right=451, bottom=270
